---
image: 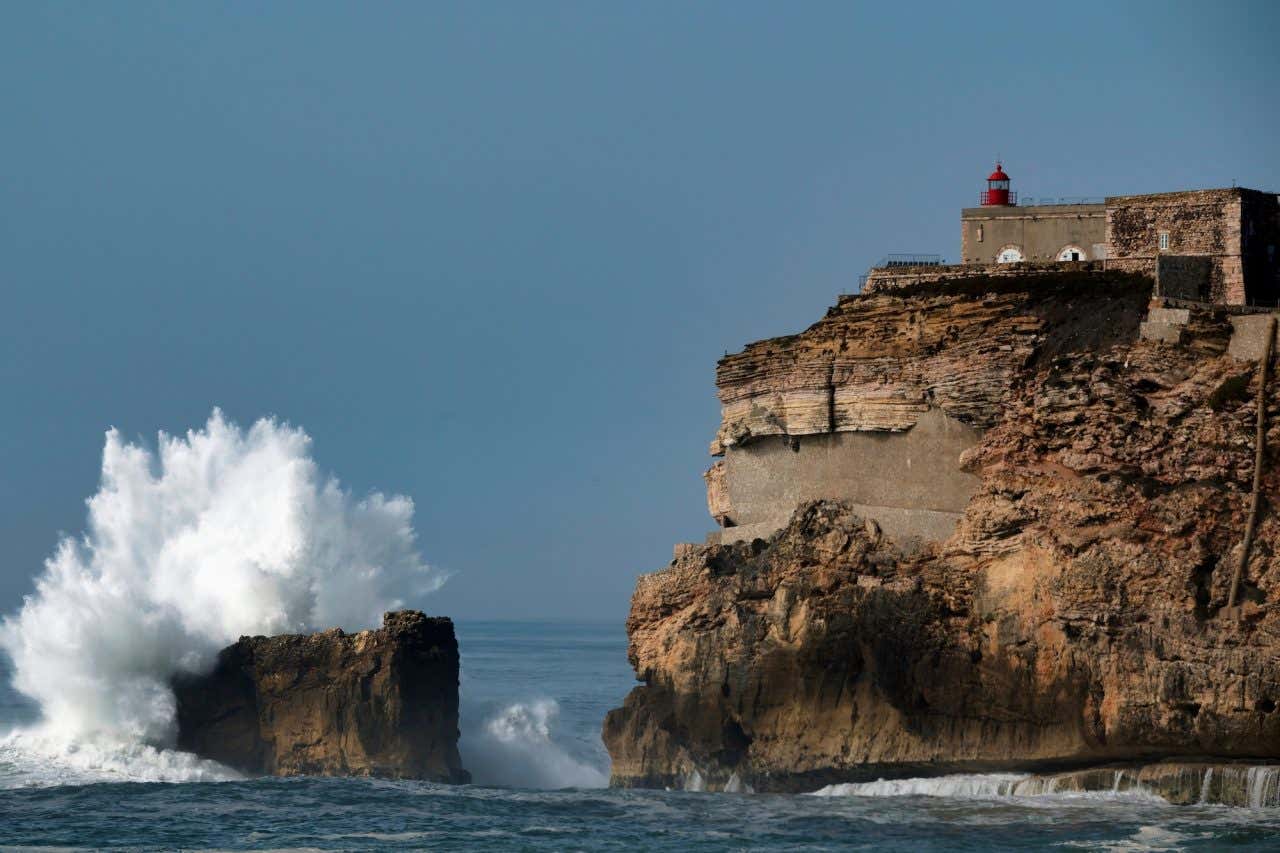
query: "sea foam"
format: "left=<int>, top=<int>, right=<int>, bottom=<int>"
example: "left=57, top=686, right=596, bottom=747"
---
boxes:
left=810, top=773, right=1169, bottom=804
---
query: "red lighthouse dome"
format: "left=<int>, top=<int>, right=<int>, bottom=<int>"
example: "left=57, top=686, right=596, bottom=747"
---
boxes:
left=981, top=162, right=1014, bottom=206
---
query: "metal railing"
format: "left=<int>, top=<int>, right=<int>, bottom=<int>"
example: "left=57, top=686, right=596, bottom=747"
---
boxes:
left=979, top=191, right=1017, bottom=205
left=875, top=253, right=944, bottom=268
left=975, top=194, right=1105, bottom=207
left=1017, top=196, right=1105, bottom=207
left=856, top=254, right=947, bottom=292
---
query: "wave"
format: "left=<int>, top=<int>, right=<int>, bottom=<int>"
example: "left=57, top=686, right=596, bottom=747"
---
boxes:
left=812, top=766, right=1280, bottom=807
left=0, top=410, right=445, bottom=785
left=812, top=773, right=1034, bottom=799
left=0, top=728, right=240, bottom=787
left=810, top=772, right=1168, bottom=804
left=460, top=699, right=608, bottom=790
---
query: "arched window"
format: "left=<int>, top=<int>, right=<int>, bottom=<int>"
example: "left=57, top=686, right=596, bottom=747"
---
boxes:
left=996, top=246, right=1025, bottom=264
left=1057, top=245, right=1087, bottom=262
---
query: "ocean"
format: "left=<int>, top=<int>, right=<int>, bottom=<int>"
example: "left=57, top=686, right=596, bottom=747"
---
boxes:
left=3, top=620, right=1280, bottom=852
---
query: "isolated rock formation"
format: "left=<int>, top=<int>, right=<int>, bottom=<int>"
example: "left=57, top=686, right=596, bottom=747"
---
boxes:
left=604, top=275, right=1280, bottom=793
left=174, top=610, right=469, bottom=782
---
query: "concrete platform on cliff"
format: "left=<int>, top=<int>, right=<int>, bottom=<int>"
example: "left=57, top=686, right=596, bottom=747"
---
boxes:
left=1139, top=296, right=1279, bottom=358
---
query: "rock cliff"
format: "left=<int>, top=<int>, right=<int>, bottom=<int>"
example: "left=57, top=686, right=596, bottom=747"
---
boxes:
left=604, top=275, right=1280, bottom=793
left=711, top=271, right=1149, bottom=453
left=173, top=610, right=469, bottom=782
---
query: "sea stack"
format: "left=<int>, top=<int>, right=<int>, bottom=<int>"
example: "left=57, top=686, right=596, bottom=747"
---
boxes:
left=173, top=610, right=469, bottom=783
left=604, top=263, right=1280, bottom=793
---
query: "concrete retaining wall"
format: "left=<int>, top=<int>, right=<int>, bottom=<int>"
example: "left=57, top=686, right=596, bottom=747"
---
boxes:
left=1229, top=313, right=1280, bottom=362
left=709, top=408, right=981, bottom=551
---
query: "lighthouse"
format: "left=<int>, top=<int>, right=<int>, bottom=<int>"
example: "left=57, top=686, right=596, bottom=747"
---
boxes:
left=980, top=163, right=1014, bottom=206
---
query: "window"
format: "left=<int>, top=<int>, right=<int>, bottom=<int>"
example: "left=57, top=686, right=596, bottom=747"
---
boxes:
left=1158, top=231, right=1170, bottom=251
left=996, top=246, right=1025, bottom=264
left=976, top=224, right=984, bottom=243
left=1057, top=245, right=1087, bottom=262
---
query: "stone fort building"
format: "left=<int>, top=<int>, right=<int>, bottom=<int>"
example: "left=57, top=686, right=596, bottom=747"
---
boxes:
left=870, top=163, right=1280, bottom=306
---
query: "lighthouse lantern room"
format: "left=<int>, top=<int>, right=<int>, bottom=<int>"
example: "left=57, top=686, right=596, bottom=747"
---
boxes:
left=980, top=163, right=1015, bottom=206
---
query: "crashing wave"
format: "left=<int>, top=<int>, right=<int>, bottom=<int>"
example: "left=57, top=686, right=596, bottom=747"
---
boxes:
left=460, top=698, right=608, bottom=790
left=812, top=764, right=1280, bottom=807
left=0, top=410, right=444, bottom=786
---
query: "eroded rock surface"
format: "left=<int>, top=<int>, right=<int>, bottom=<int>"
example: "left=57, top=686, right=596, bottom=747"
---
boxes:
left=605, top=276, right=1280, bottom=793
left=174, top=610, right=469, bottom=782
left=712, top=272, right=1151, bottom=453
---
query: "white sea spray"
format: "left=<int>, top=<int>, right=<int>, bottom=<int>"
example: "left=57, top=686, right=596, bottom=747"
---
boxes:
left=0, top=410, right=445, bottom=784
left=461, top=698, right=608, bottom=789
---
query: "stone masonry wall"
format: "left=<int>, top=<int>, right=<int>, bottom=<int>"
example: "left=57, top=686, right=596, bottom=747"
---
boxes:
left=1106, top=189, right=1244, bottom=304
left=1154, top=255, right=1213, bottom=301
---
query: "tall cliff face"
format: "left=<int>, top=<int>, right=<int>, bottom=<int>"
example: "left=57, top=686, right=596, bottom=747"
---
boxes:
left=706, top=273, right=1153, bottom=548
left=604, top=275, right=1280, bottom=793
left=173, top=610, right=469, bottom=783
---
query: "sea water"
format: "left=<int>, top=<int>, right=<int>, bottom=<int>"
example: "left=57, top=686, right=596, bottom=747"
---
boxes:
left=4, top=621, right=1280, bottom=852
left=2, top=416, right=1277, bottom=850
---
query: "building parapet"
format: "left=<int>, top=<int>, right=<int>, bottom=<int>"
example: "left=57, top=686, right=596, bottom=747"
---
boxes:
left=962, top=202, right=1106, bottom=218
left=1106, top=187, right=1273, bottom=206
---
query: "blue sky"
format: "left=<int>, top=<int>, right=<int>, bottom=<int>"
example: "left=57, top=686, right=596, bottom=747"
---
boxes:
left=1, top=2, right=1277, bottom=621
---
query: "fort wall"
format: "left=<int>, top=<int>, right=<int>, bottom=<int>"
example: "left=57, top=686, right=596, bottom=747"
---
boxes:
left=1105, top=188, right=1280, bottom=306
left=960, top=203, right=1105, bottom=264
left=1106, top=189, right=1243, bottom=303
left=1153, top=255, right=1213, bottom=301
left=862, top=260, right=1107, bottom=294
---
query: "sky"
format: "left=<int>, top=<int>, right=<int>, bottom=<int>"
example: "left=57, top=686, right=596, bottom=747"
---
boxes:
left=1, top=1, right=1277, bottom=622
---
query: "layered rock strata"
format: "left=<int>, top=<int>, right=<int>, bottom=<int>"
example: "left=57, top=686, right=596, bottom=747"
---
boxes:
left=174, top=610, right=469, bottom=782
left=605, top=275, right=1280, bottom=793
left=707, top=272, right=1153, bottom=548
left=712, top=271, right=1150, bottom=453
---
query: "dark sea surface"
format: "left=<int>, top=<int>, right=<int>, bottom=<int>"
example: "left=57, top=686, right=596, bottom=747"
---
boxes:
left=3, top=621, right=1280, bottom=851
